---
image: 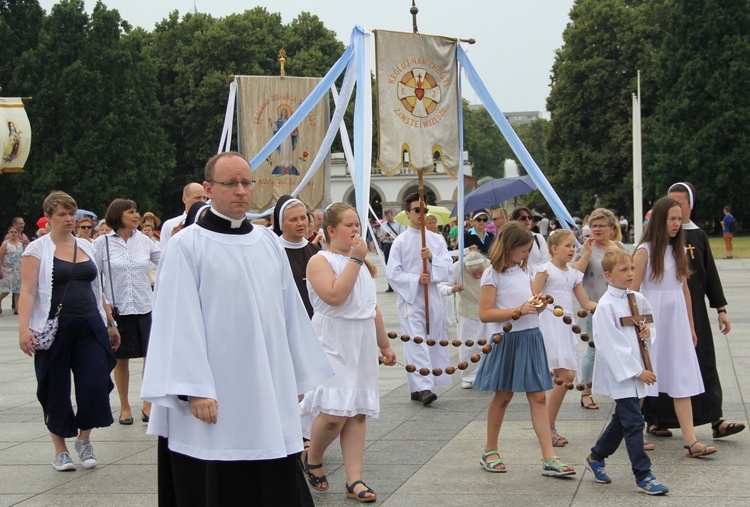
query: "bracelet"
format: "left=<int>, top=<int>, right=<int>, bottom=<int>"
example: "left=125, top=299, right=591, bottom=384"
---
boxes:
left=349, top=257, right=364, bottom=266
left=717, top=309, right=727, bottom=314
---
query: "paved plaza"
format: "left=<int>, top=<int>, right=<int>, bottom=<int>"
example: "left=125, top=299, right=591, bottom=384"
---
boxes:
left=1, top=255, right=748, bottom=506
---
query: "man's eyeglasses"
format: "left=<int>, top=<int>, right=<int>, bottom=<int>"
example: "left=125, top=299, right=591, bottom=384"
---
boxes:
left=409, top=207, right=426, bottom=214
left=79, top=225, right=92, bottom=230
left=209, top=180, right=255, bottom=190
left=474, top=217, right=488, bottom=222
left=517, top=215, right=531, bottom=221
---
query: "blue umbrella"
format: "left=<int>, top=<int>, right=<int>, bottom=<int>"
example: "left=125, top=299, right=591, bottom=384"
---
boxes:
left=76, top=209, right=98, bottom=220
left=452, top=175, right=537, bottom=216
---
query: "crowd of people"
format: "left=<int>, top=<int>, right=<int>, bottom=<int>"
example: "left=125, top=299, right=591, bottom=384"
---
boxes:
left=3, top=164, right=744, bottom=503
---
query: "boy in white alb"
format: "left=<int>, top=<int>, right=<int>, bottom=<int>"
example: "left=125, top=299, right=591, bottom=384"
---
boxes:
left=386, top=193, right=453, bottom=405
left=585, top=249, right=669, bottom=496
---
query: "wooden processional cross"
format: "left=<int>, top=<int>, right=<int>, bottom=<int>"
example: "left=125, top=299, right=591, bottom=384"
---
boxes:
left=619, top=292, right=654, bottom=372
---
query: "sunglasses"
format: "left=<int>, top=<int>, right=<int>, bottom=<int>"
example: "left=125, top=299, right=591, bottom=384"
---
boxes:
left=518, top=215, right=531, bottom=221
left=409, top=207, right=426, bottom=214
left=79, top=225, right=92, bottom=229
left=474, top=217, right=488, bottom=222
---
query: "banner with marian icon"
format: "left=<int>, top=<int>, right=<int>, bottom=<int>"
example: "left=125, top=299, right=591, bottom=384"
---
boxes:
left=235, top=76, right=328, bottom=211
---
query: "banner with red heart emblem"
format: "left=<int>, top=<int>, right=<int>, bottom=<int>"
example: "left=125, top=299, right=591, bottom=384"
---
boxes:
left=375, top=30, right=460, bottom=177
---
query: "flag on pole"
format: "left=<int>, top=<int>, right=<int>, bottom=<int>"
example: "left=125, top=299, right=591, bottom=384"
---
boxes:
left=375, top=30, right=460, bottom=177
left=235, top=76, right=328, bottom=211
left=1, top=98, right=31, bottom=174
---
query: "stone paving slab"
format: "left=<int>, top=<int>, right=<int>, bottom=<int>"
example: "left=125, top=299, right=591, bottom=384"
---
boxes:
left=0, top=256, right=747, bottom=506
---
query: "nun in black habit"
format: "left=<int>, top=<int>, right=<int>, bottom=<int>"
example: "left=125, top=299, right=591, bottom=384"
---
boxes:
left=273, top=195, right=320, bottom=318
left=643, top=182, right=745, bottom=439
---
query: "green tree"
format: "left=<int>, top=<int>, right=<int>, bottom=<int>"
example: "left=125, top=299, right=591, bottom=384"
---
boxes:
left=147, top=8, right=345, bottom=217
left=462, top=101, right=515, bottom=180
left=4, top=0, right=173, bottom=222
left=0, top=0, right=43, bottom=91
left=546, top=0, right=668, bottom=219
left=649, top=0, right=750, bottom=227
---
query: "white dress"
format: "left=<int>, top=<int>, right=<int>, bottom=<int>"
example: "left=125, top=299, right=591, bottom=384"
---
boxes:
left=638, top=243, right=704, bottom=398
left=537, top=262, right=584, bottom=373
left=301, top=252, right=380, bottom=431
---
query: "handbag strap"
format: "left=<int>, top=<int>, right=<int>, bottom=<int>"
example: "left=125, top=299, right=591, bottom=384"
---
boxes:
left=54, top=241, right=77, bottom=317
left=104, top=235, right=117, bottom=309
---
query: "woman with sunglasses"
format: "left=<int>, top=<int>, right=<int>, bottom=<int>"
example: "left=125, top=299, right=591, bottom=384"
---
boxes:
left=511, top=207, right=550, bottom=273
left=75, top=217, right=94, bottom=243
left=464, top=210, right=494, bottom=256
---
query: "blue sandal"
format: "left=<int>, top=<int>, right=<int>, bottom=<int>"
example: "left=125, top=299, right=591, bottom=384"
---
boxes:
left=302, top=451, right=328, bottom=491
left=480, top=450, right=507, bottom=473
left=541, top=456, right=576, bottom=477
left=345, top=480, right=376, bottom=503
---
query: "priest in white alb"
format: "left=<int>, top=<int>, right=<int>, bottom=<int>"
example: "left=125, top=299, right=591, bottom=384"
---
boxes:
left=386, top=193, right=453, bottom=405
left=141, top=152, right=333, bottom=507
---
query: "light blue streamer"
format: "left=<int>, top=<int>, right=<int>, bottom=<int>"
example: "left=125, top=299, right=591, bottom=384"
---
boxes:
left=249, top=43, right=355, bottom=171
left=352, top=26, right=368, bottom=234
left=457, top=46, right=575, bottom=230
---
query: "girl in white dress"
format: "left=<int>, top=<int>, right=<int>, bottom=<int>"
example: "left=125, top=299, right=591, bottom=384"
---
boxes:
left=532, top=230, right=597, bottom=448
left=301, top=203, right=396, bottom=502
left=633, top=197, right=717, bottom=458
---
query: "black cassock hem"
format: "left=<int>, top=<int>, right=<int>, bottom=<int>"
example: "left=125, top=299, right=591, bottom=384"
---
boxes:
left=158, top=437, right=313, bottom=507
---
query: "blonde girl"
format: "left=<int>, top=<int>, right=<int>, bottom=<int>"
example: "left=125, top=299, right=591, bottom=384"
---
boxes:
left=532, top=229, right=596, bottom=447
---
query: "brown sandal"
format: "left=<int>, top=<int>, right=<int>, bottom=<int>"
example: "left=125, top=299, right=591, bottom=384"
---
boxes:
left=580, top=394, right=599, bottom=410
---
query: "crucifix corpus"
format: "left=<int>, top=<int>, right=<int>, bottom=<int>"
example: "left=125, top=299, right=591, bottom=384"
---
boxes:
left=619, top=291, right=654, bottom=372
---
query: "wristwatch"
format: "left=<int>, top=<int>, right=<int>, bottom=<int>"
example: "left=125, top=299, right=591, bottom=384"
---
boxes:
left=108, top=320, right=118, bottom=328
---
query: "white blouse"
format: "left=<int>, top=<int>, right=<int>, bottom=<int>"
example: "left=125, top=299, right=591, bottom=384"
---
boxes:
left=94, top=230, right=161, bottom=315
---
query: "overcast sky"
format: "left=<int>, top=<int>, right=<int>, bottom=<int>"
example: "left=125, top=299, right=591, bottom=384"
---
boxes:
left=38, top=0, right=575, bottom=114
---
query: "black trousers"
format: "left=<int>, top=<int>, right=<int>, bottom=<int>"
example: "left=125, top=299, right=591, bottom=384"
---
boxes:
left=35, top=315, right=115, bottom=438
left=158, top=437, right=314, bottom=507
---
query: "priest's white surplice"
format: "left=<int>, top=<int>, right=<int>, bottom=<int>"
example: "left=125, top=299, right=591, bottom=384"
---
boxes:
left=141, top=224, right=333, bottom=461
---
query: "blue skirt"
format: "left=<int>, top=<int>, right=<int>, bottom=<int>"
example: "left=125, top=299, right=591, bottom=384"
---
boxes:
left=474, top=327, right=553, bottom=393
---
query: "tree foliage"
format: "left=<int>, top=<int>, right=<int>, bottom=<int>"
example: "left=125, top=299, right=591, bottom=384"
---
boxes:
left=545, top=0, right=668, bottom=219
left=648, top=0, right=750, bottom=226
left=2, top=0, right=173, bottom=223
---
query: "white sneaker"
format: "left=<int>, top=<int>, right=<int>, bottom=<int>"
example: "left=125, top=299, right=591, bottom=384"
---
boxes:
left=52, top=450, right=76, bottom=471
left=461, top=381, right=473, bottom=389
left=75, top=439, right=97, bottom=469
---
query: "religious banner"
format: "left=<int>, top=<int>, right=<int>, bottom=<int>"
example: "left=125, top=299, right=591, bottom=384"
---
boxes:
left=375, top=30, right=460, bottom=177
left=235, top=76, right=328, bottom=211
left=0, top=97, right=32, bottom=174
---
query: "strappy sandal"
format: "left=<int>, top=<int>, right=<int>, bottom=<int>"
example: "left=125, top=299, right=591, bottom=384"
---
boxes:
left=345, top=480, right=377, bottom=503
left=712, top=419, right=746, bottom=439
left=646, top=425, right=672, bottom=437
left=541, top=456, right=576, bottom=477
left=580, top=394, right=599, bottom=410
left=684, top=440, right=717, bottom=458
left=480, top=450, right=507, bottom=473
left=302, top=450, right=328, bottom=491
left=551, top=424, right=568, bottom=447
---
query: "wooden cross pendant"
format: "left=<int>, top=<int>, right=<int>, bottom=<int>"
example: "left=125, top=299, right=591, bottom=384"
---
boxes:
left=619, top=292, right=654, bottom=372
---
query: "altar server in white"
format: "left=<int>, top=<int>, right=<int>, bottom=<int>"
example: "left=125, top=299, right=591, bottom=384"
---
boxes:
left=141, top=152, right=333, bottom=507
left=386, top=193, right=453, bottom=405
